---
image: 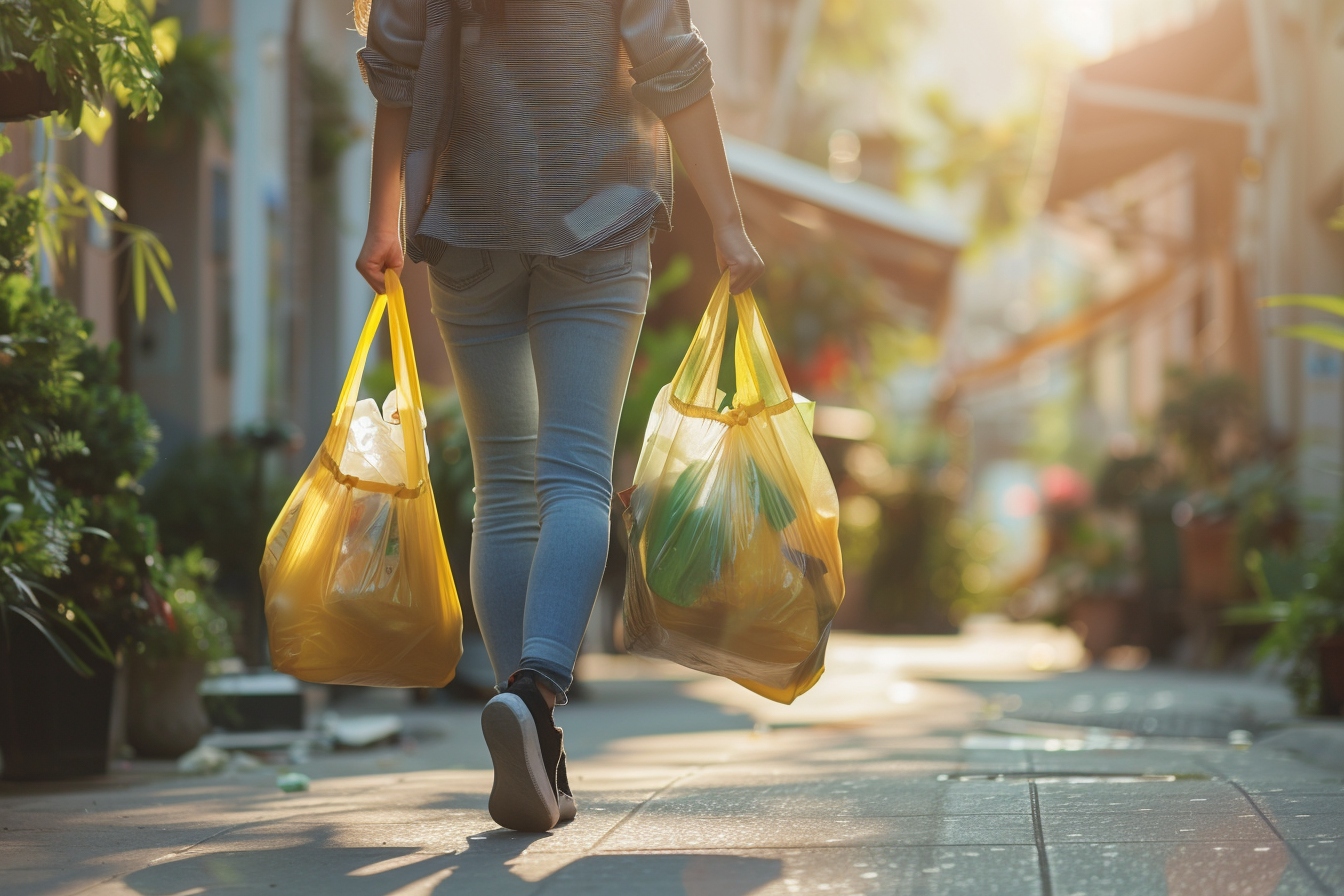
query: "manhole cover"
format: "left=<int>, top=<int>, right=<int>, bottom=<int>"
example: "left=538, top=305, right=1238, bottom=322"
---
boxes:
left=937, top=773, right=1206, bottom=784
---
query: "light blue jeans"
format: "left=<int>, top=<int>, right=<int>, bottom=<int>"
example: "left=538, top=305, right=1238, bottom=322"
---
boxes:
left=427, top=237, right=650, bottom=702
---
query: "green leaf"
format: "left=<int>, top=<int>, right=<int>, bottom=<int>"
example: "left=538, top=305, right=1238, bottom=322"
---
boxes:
left=5, top=606, right=94, bottom=677
left=144, top=240, right=176, bottom=311
left=1262, top=294, right=1344, bottom=319
left=1273, top=324, right=1344, bottom=354
left=131, top=239, right=147, bottom=321
left=79, top=102, right=113, bottom=145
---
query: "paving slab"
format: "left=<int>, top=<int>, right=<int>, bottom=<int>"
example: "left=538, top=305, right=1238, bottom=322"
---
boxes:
left=4, top=635, right=1344, bottom=895
left=1046, top=842, right=1329, bottom=896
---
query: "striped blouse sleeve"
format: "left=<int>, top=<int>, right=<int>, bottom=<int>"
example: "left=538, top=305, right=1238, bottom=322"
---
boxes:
left=357, top=0, right=426, bottom=108
left=621, top=0, right=714, bottom=120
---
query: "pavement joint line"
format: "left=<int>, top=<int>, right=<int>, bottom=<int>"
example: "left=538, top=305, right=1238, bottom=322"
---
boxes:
left=586, top=766, right=708, bottom=854
left=590, top=843, right=1043, bottom=853
left=60, top=821, right=251, bottom=896
left=1224, top=777, right=1335, bottom=896
left=1028, top=781, right=1053, bottom=896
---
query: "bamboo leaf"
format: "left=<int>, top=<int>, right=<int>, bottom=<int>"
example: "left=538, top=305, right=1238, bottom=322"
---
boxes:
left=1273, top=324, right=1344, bottom=353
left=132, top=240, right=147, bottom=321
left=1262, top=294, right=1344, bottom=319
left=145, top=245, right=176, bottom=311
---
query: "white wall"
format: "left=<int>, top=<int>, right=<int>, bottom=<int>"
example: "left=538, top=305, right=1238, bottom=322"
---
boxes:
left=230, top=0, right=293, bottom=426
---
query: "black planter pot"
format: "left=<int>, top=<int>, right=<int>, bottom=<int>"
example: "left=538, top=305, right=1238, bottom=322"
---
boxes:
left=0, top=619, right=119, bottom=780
left=0, top=62, right=62, bottom=123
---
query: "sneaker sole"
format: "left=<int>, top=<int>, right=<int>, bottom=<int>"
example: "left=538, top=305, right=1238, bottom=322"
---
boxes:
left=558, top=790, right=578, bottom=823
left=481, top=694, right=560, bottom=832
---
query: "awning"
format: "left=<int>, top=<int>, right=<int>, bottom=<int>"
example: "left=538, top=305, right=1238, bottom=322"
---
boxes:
left=725, top=137, right=966, bottom=325
left=1046, top=0, right=1261, bottom=210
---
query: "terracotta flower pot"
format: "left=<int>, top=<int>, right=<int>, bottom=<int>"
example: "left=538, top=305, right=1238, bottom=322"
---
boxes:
left=1068, top=596, right=1131, bottom=659
left=0, top=62, right=62, bottom=122
left=126, top=657, right=210, bottom=759
left=1319, top=633, right=1344, bottom=717
left=1179, top=515, right=1242, bottom=605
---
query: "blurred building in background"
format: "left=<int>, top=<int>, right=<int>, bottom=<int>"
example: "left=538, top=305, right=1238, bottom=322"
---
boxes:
left=5, top=0, right=1344, bottom=652
left=942, top=0, right=1344, bottom=526
left=3, top=0, right=378, bottom=463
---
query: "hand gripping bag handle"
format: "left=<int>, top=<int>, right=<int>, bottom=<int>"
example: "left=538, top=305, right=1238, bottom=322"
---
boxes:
left=318, top=269, right=430, bottom=496
left=668, top=273, right=795, bottom=427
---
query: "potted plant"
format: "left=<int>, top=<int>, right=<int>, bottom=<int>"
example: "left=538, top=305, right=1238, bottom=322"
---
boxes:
left=1230, top=533, right=1344, bottom=716
left=0, top=0, right=172, bottom=125
left=1159, top=369, right=1259, bottom=607
left=0, top=174, right=185, bottom=778
left=0, top=229, right=124, bottom=779
left=125, top=549, right=234, bottom=758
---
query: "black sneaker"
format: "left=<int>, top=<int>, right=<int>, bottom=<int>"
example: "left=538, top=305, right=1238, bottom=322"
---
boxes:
left=481, top=671, right=562, bottom=832
left=556, top=747, right=577, bottom=823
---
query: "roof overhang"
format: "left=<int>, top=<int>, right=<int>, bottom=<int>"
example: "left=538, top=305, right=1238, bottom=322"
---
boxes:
left=1046, top=0, right=1263, bottom=208
left=725, top=137, right=967, bottom=326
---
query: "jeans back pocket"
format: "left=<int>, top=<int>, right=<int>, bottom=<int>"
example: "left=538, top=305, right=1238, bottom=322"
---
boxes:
left=429, top=246, right=495, bottom=292
left=548, top=243, right=634, bottom=284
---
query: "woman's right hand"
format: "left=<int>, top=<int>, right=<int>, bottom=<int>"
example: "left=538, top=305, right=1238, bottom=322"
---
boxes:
left=356, top=227, right=404, bottom=295
left=714, top=224, right=766, bottom=294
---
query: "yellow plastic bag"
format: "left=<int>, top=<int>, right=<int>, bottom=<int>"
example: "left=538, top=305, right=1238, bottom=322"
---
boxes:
left=622, top=273, right=843, bottom=704
left=260, top=269, right=463, bottom=687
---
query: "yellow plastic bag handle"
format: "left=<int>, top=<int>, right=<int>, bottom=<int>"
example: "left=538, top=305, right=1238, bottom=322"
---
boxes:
left=669, top=272, right=795, bottom=425
left=322, top=269, right=430, bottom=491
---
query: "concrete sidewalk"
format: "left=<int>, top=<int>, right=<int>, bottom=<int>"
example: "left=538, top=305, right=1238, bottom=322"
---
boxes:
left=2, top=627, right=1343, bottom=896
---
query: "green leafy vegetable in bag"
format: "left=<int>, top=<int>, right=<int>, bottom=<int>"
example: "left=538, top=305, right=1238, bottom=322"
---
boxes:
left=644, top=462, right=724, bottom=607
left=749, top=458, right=796, bottom=532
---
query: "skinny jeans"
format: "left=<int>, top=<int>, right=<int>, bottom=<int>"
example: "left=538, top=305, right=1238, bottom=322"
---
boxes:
left=427, top=237, right=650, bottom=702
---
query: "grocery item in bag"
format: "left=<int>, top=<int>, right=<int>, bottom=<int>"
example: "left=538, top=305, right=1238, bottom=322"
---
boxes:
left=622, top=274, right=843, bottom=704
left=260, top=270, right=462, bottom=687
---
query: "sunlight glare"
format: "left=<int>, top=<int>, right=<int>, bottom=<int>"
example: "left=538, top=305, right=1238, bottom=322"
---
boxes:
left=1043, top=0, right=1114, bottom=59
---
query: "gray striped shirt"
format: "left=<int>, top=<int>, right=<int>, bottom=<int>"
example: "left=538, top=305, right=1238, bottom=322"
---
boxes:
left=359, top=0, right=714, bottom=258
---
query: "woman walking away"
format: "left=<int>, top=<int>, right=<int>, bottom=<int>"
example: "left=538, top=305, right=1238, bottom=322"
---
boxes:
left=353, top=0, right=764, bottom=833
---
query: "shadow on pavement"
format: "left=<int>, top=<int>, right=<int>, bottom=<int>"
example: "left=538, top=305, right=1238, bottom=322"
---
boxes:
left=119, top=826, right=783, bottom=896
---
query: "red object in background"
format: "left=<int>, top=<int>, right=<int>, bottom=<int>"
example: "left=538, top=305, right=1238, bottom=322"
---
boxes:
left=1040, top=464, right=1091, bottom=509
left=786, top=340, right=851, bottom=395
left=144, top=581, right=177, bottom=633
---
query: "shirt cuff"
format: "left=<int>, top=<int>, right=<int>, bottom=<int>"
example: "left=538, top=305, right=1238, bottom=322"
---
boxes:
left=357, top=48, right=415, bottom=108
left=629, top=35, right=714, bottom=120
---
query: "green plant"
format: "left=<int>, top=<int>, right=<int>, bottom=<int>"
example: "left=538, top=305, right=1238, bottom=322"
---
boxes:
left=141, top=31, right=231, bottom=143
left=0, top=244, right=118, bottom=672
left=22, top=152, right=176, bottom=321
left=1262, top=295, right=1344, bottom=353
left=1231, top=533, right=1344, bottom=714
left=915, top=89, right=1039, bottom=246
left=144, top=435, right=284, bottom=584
left=0, top=0, right=178, bottom=133
left=305, top=51, right=360, bottom=178
left=0, top=180, right=186, bottom=670
left=754, top=246, right=936, bottom=396
left=36, top=303, right=165, bottom=651
left=1159, top=367, right=1256, bottom=491
left=136, top=547, right=234, bottom=662
left=0, top=178, right=40, bottom=276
